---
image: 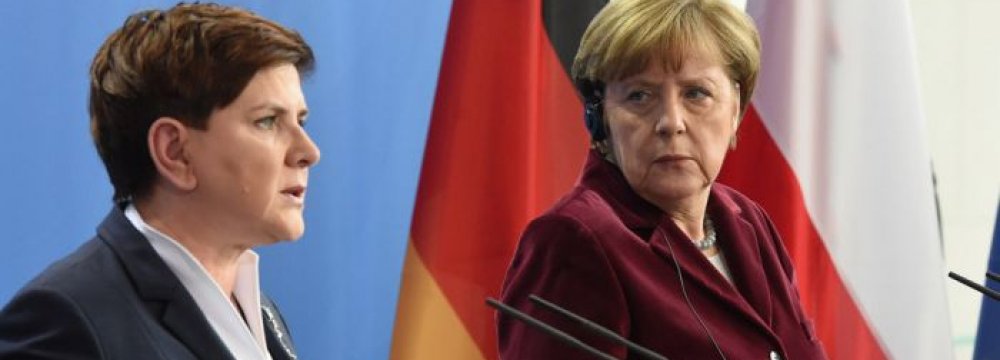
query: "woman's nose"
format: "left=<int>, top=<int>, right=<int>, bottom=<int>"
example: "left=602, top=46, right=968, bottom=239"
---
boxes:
left=289, top=128, right=321, bottom=168
left=654, top=98, right=685, bottom=136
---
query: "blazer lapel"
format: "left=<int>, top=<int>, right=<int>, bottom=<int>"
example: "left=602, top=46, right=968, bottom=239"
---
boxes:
left=96, top=207, right=235, bottom=360
left=647, top=208, right=778, bottom=341
left=262, top=296, right=298, bottom=360
left=159, top=300, right=236, bottom=360
left=714, top=206, right=775, bottom=329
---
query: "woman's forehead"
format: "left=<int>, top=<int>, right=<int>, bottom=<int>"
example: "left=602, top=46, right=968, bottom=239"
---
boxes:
left=614, top=43, right=727, bottom=83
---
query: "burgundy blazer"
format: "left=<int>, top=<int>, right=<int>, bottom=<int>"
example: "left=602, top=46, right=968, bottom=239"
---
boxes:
left=498, top=151, right=827, bottom=360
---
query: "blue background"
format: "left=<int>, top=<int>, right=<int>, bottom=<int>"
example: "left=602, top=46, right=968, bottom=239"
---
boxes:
left=0, top=1, right=452, bottom=358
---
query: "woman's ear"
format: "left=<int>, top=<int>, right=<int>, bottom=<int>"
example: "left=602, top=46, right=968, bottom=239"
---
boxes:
left=729, top=114, right=740, bottom=149
left=148, top=117, right=197, bottom=191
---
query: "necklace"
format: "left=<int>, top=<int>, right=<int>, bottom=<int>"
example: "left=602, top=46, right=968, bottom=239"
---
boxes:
left=693, top=217, right=717, bottom=251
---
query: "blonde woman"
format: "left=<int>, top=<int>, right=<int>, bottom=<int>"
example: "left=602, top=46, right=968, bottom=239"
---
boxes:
left=499, top=0, right=827, bottom=358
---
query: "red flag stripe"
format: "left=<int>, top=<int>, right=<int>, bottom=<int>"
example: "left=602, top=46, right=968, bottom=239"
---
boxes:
left=407, top=0, right=588, bottom=356
left=719, top=105, right=888, bottom=359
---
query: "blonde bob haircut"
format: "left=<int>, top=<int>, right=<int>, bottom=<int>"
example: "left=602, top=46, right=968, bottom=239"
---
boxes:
left=572, top=0, right=761, bottom=117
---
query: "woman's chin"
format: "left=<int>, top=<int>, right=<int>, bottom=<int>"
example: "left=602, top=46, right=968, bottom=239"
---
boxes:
left=638, top=180, right=710, bottom=207
left=259, top=221, right=305, bottom=245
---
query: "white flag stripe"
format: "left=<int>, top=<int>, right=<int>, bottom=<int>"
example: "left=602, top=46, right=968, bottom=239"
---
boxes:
left=748, top=0, right=953, bottom=359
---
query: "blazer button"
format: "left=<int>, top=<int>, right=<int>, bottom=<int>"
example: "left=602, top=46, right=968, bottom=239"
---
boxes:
left=769, top=350, right=782, bottom=360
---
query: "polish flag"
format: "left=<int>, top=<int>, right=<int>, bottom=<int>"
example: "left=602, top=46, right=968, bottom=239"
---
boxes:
left=717, top=0, right=953, bottom=358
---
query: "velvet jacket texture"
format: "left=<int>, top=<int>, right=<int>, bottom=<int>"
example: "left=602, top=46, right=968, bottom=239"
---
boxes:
left=499, top=151, right=827, bottom=359
left=0, top=207, right=297, bottom=359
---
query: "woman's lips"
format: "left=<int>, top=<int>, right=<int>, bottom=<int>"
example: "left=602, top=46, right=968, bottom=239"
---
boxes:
left=654, top=154, right=693, bottom=162
left=281, top=186, right=306, bottom=204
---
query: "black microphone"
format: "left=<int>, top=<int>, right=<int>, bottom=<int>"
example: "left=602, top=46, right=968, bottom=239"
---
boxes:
left=487, top=295, right=670, bottom=360
left=527, top=295, right=669, bottom=360
left=486, top=297, right=617, bottom=360
left=948, top=271, right=1000, bottom=301
left=986, top=271, right=1000, bottom=283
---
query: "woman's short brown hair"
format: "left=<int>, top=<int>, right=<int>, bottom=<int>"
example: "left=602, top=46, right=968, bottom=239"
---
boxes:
left=572, top=0, right=760, bottom=116
left=89, top=3, right=315, bottom=204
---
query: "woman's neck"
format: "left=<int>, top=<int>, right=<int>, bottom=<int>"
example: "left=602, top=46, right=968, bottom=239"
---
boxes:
left=134, top=199, right=247, bottom=296
left=657, top=189, right=711, bottom=241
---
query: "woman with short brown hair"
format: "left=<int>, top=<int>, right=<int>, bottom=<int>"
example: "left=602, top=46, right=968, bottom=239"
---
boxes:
left=0, top=4, right=318, bottom=359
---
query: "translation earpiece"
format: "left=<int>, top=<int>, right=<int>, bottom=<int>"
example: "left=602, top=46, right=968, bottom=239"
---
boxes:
left=577, top=79, right=607, bottom=142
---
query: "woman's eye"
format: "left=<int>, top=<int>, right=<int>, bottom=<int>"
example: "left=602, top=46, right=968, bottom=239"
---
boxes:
left=255, top=116, right=278, bottom=130
left=683, top=87, right=711, bottom=101
left=626, top=90, right=651, bottom=103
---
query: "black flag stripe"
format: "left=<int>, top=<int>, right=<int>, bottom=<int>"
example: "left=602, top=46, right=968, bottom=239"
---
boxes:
left=542, top=0, right=608, bottom=79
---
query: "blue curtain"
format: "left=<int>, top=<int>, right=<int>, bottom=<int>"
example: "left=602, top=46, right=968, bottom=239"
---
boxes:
left=0, top=1, right=451, bottom=358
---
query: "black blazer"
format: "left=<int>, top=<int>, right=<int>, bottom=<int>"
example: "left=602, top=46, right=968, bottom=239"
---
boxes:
left=0, top=207, right=298, bottom=359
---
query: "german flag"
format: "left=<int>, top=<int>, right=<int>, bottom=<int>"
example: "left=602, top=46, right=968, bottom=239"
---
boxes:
left=390, top=0, right=604, bottom=358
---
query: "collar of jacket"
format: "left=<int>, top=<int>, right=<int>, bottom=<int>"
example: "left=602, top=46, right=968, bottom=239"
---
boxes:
left=96, top=207, right=236, bottom=360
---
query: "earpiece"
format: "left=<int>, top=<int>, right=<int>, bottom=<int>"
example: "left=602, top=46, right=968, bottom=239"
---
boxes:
left=585, top=101, right=606, bottom=142
left=577, top=79, right=607, bottom=142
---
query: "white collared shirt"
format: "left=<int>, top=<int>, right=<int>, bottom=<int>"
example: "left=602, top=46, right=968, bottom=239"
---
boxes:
left=125, top=204, right=272, bottom=360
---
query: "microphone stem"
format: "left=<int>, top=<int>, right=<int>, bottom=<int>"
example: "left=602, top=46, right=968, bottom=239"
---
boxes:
left=487, top=298, right=618, bottom=360
left=949, top=271, right=1000, bottom=301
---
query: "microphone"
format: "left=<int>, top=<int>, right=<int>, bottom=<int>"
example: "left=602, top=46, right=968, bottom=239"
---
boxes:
left=528, top=295, right=668, bottom=360
left=948, top=271, right=1000, bottom=301
left=487, top=297, right=617, bottom=360
left=487, top=295, right=669, bottom=360
left=986, top=271, right=1000, bottom=283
